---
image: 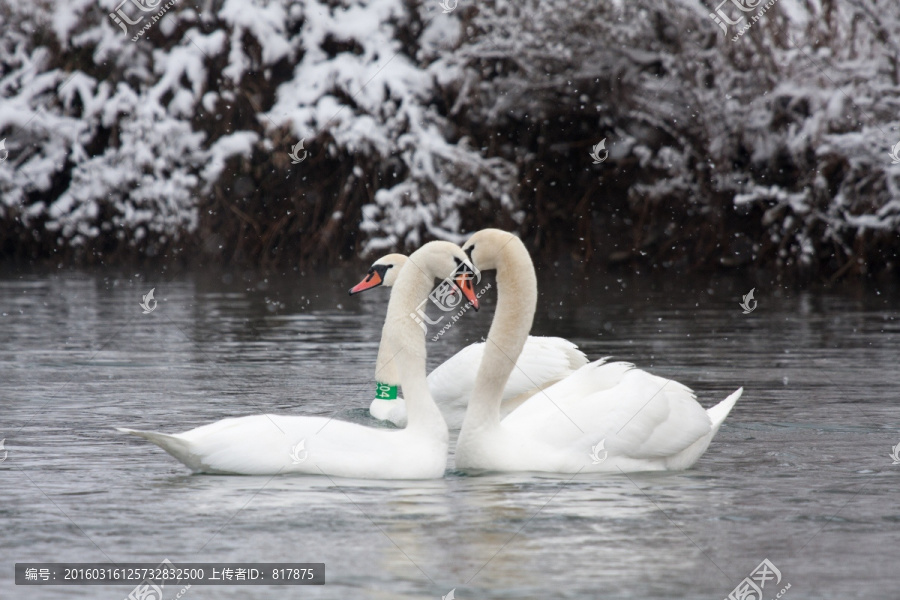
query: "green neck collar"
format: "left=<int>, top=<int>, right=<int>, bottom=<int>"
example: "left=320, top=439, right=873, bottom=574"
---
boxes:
left=375, top=382, right=398, bottom=400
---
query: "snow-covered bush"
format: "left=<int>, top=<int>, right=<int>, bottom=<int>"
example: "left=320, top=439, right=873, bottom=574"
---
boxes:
left=0, top=0, right=517, bottom=263
left=445, top=0, right=899, bottom=278
left=0, top=0, right=896, bottom=278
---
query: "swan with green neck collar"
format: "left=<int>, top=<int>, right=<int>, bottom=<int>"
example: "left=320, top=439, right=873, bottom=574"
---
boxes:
left=118, top=241, right=475, bottom=478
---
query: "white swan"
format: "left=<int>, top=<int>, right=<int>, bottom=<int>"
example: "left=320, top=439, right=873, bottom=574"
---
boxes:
left=349, top=253, right=588, bottom=428
left=117, top=241, right=479, bottom=478
left=455, top=229, right=743, bottom=473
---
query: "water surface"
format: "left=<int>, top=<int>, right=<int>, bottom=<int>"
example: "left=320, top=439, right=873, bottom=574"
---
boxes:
left=1, top=266, right=897, bottom=599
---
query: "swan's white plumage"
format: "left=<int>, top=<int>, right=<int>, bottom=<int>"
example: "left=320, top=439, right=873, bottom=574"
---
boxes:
left=430, top=336, right=586, bottom=405
left=371, top=336, right=587, bottom=428
left=502, top=359, right=743, bottom=470
left=117, top=415, right=445, bottom=478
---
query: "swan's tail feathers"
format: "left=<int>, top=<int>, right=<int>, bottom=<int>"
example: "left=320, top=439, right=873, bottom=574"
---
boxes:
left=116, top=427, right=202, bottom=472
left=706, top=387, right=742, bottom=435
left=666, top=387, right=743, bottom=470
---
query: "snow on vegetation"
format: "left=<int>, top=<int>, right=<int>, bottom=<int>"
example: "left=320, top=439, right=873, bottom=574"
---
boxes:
left=0, top=0, right=896, bottom=277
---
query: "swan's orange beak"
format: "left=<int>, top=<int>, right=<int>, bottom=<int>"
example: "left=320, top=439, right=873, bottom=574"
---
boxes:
left=455, top=271, right=479, bottom=311
left=349, top=270, right=383, bottom=295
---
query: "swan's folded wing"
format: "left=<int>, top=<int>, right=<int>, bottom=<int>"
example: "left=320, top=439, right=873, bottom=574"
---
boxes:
left=426, top=343, right=483, bottom=405
left=176, top=414, right=326, bottom=474
left=501, top=359, right=625, bottom=440
left=427, top=336, right=588, bottom=406
left=597, top=370, right=712, bottom=459
left=502, top=361, right=713, bottom=459
left=498, top=336, right=588, bottom=401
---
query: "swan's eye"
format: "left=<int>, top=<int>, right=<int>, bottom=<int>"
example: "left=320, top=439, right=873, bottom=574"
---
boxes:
left=464, top=245, right=475, bottom=260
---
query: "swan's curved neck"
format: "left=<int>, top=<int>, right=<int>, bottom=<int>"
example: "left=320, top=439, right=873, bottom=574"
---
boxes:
left=380, top=262, right=447, bottom=434
left=463, top=239, right=537, bottom=431
left=374, top=331, right=400, bottom=388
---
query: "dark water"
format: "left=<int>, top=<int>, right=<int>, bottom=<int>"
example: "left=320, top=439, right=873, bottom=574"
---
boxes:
left=1, top=266, right=898, bottom=599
